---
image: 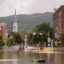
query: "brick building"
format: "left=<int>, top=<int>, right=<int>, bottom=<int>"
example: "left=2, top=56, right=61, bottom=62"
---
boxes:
left=0, top=23, right=7, bottom=42
left=53, top=5, right=64, bottom=40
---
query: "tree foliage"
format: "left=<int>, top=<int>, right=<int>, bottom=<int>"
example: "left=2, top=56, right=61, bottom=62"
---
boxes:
left=13, top=32, right=23, bottom=44
left=9, top=32, right=24, bottom=45
left=0, top=35, right=5, bottom=47
left=7, top=38, right=14, bottom=46
left=29, top=33, right=48, bottom=45
left=60, top=31, right=64, bottom=45
left=49, top=27, right=53, bottom=39
left=33, top=22, right=50, bottom=33
left=29, top=22, right=53, bottom=46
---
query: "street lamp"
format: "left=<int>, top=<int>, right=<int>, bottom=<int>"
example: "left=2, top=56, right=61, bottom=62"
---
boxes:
left=33, top=32, right=36, bottom=35
left=47, top=32, right=51, bottom=46
left=33, top=32, right=42, bottom=35
left=32, top=32, right=43, bottom=46
left=32, top=32, right=36, bottom=41
left=24, top=34, right=28, bottom=48
left=39, top=33, right=42, bottom=35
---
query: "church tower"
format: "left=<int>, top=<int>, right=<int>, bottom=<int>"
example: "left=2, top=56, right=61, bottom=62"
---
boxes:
left=13, top=9, right=18, bottom=32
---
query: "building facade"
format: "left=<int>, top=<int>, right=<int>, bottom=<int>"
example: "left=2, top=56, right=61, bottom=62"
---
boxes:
left=53, top=5, right=64, bottom=39
left=13, top=9, right=18, bottom=32
left=0, top=23, right=7, bottom=42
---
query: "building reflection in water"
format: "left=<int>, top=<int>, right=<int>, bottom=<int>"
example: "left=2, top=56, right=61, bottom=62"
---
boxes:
left=54, top=48, right=61, bottom=64
left=3, top=48, right=7, bottom=64
left=47, top=53, right=50, bottom=64
left=13, top=55, right=17, bottom=64
left=2, top=48, right=18, bottom=64
left=0, top=48, right=64, bottom=64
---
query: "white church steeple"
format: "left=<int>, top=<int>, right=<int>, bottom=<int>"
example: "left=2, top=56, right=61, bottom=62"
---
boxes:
left=13, top=9, right=18, bottom=32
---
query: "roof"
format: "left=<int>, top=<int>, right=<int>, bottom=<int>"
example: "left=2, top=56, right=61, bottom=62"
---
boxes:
left=54, top=5, right=64, bottom=15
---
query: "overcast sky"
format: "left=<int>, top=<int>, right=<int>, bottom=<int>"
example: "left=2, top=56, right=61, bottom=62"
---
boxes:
left=0, top=0, right=64, bottom=17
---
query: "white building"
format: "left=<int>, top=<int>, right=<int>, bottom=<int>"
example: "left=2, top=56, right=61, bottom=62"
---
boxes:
left=13, top=9, right=18, bottom=32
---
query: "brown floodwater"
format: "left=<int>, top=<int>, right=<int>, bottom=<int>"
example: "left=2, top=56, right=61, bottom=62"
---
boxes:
left=0, top=48, right=64, bottom=64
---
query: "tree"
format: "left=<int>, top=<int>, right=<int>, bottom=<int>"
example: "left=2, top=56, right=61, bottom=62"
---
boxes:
left=29, top=33, right=39, bottom=45
left=8, top=30, right=24, bottom=45
left=0, top=35, right=5, bottom=48
left=7, top=38, right=14, bottom=46
left=12, top=32, right=24, bottom=44
left=33, top=22, right=50, bottom=33
left=49, top=27, right=53, bottom=39
left=60, top=31, right=64, bottom=45
left=29, top=33, right=48, bottom=46
left=32, top=22, right=53, bottom=46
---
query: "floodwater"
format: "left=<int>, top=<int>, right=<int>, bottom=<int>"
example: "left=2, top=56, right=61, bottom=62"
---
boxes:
left=0, top=48, right=64, bottom=64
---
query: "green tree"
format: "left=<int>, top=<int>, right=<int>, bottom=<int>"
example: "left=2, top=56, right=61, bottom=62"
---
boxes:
left=7, top=38, right=11, bottom=46
left=60, top=31, right=64, bottom=45
left=33, top=22, right=50, bottom=33
left=49, top=27, right=53, bottom=39
left=29, top=33, right=48, bottom=46
left=0, top=35, right=5, bottom=48
left=8, top=30, right=24, bottom=44
left=12, top=32, right=24, bottom=44
left=32, top=22, right=53, bottom=46
left=29, top=33, right=39, bottom=45
left=7, top=38, right=14, bottom=46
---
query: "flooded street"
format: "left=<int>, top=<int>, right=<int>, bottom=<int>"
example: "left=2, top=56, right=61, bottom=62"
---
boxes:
left=0, top=48, right=64, bottom=64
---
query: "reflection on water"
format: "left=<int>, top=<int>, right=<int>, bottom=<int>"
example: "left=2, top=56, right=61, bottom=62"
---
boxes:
left=0, top=48, right=64, bottom=64
left=0, top=51, right=3, bottom=59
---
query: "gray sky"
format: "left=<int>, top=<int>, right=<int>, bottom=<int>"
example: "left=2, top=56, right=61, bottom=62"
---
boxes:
left=0, top=0, right=64, bottom=17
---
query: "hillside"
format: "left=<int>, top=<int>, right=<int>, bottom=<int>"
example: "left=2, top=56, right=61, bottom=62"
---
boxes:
left=0, top=12, right=53, bottom=31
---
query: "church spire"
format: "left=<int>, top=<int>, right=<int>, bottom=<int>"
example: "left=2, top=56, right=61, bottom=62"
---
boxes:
left=14, top=9, right=17, bottom=22
left=13, top=9, right=18, bottom=32
left=15, top=9, right=16, bottom=16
